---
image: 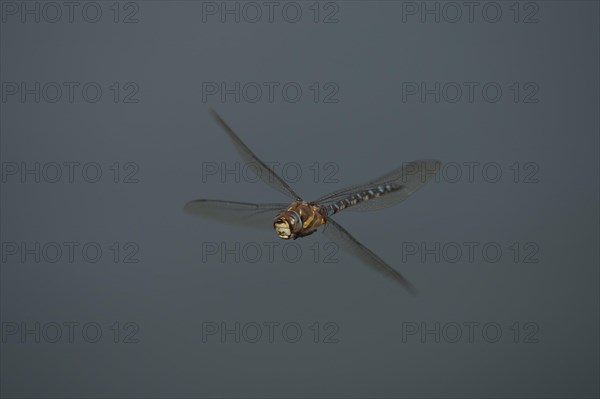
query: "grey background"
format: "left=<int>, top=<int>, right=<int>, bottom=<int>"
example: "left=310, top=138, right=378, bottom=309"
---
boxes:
left=1, top=1, right=598, bottom=398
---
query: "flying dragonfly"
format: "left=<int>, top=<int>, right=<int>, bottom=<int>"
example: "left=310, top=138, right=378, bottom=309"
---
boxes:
left=185, top=110, right=442, bottom=294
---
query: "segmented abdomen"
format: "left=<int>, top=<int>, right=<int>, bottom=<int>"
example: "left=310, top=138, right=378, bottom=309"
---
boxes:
left=322, top=183, right=400, bottom=216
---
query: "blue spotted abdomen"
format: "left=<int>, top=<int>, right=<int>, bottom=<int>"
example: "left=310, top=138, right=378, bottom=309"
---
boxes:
left=323, top=183, right=400, bottom=216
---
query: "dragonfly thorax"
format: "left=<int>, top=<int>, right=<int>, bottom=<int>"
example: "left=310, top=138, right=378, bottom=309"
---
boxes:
left=273, top=200, right=326, bottom=240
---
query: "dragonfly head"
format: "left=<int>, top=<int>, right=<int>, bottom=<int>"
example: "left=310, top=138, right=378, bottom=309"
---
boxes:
left=273, top=211, right=302, bottom=240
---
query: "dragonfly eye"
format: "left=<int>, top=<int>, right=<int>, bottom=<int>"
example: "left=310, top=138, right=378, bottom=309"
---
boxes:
left=273, top=211, right=301, bottom=240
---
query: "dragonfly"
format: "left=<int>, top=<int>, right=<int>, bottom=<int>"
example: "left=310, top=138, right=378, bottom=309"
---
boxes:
left=185, top=110, right=442, bottom=294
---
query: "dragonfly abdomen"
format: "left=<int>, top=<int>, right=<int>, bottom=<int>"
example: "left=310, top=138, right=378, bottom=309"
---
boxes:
left=324, top=183, right=400, bottom=216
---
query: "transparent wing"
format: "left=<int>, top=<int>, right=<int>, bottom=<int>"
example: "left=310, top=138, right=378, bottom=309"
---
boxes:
left=322, top=218, right=416, bottom=294
left=317, top=160, right=441, bottom=212
left=184, top=199, right=288, bottom=230
left=210, top=109, right=301, bottom=200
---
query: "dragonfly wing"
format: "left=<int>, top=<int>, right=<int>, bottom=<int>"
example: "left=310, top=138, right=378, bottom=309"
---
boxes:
left=210, top=109, right=301, bottom=200
left=322, top=218, right=416, bottom=294
left=317, top=160, right=441, bottom=212
left=184, top=199, right=288, bottom=230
